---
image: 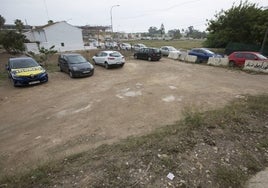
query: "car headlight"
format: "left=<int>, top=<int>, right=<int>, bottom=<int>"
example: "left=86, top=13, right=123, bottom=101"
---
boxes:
left=11, top=72, right=20, bottom=79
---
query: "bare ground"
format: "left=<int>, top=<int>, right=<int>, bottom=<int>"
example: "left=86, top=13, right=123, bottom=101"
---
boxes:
left=0, top=54, right=268, bottom=179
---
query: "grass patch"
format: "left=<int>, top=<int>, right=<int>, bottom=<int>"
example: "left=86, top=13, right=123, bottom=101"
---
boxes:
left=215, top=166, right=247, bottom=187
left=1, top=94, right=268, bottom=187
left=126, top=39, right=204, bottom=50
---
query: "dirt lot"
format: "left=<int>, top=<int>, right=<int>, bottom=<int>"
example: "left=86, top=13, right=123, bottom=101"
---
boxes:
left=0, top=55, right=268, bottom=177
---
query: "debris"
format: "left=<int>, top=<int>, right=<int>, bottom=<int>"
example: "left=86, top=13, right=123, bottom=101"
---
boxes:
left=167, top=172, right=175, bottom=180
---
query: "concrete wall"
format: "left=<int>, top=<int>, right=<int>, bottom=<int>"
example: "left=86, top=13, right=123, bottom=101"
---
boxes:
left=243, top=60, right=268, bottom=73
left=184, top=55, right=197, bottom=63
left=168, top=51, right=181, bottom=59
left=207, top=57, right=229, bottom=66
left=178, top=51, right=188, bottom=61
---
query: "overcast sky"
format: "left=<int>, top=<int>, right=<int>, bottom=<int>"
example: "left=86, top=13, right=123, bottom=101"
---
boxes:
left=1, top=0, right=267, bottom=33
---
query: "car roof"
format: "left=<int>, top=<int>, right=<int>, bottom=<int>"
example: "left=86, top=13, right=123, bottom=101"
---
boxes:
left=61, top=53, right=81, bottom=56
left=100, top=51, right=120, bottom=53
left=140, top=47, right=160, bottom=50
left=232, top=51, right=260, bottom=54
left=9, top=57, right=34, bottom=61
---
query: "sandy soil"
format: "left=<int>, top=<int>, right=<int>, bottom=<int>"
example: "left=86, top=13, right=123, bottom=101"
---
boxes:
left=0, top=57, right=268, bottom=176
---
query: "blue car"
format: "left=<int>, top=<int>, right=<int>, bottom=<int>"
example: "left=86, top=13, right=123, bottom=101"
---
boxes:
left=6, top=57, right=48, bottom=87
left=188, top=48, right=222, bottom=63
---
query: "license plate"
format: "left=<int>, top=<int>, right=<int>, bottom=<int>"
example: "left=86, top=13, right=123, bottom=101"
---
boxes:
left=29, top=81, right=40, bottom=85
left=83, top=71, right=90, bottom=73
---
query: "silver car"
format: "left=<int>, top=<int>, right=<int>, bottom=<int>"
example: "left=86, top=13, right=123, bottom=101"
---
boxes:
left=132, top=43, right=146, bottom=51
left=92, top=51, right=125, bottom=69
left=160, top=46, right=181, bottom=56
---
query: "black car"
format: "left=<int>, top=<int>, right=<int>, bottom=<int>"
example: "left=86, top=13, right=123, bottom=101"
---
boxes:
left=6, top=57, right=48, bottom=87
left=58, top=54, right=94, bottom=78
left=134, top=47, right=161, bottom=61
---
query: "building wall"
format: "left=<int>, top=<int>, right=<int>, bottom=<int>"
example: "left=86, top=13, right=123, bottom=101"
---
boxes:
left=43, top=21, right=84, bottom=52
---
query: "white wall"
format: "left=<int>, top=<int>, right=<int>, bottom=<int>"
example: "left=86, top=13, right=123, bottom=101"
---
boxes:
left=243, top=60, right=268, bottom=73
left=43, top=21, right=84, bottom=52
left=24, top=30, right=46, bottom=42
left=207, top=57, right=229, bottom=66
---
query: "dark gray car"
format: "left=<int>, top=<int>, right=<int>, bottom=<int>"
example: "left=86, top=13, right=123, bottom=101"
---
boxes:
left=58, top=54, right=94, bottom=78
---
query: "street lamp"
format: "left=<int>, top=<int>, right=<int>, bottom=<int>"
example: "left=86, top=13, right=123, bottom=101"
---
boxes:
left=260, top=6, right=268, bottom=54
left=110, top=5, right=120, bottom=34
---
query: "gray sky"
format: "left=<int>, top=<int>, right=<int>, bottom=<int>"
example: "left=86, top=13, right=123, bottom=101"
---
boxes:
left=1, top=0, right=267, bottom=33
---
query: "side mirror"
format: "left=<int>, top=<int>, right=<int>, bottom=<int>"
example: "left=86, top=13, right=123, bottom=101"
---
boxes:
left=6, top=64, right=10, bottom=71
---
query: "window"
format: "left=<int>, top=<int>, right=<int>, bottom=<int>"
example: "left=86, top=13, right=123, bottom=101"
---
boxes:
left=245, top=53, right=256, bottom=60
left=235, top=53, right=243, bottom=58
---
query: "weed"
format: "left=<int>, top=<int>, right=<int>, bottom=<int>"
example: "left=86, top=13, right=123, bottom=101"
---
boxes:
left=182, top=107, right=204, bottom=129
left=215, top=166, right=247, bottom=187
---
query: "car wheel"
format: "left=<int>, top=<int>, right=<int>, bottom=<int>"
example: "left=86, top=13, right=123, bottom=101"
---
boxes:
left=148, top=57, right=152, bottom=61
left=134, top=54, right=137, bottom=59
left=105, top=62, right=109, bottom=69
left=59, top=65, right=63, bottom=72
left=229, top=61, right=235, bottom=67
left=12, top=78, right=17, bottom=87
left=120, top=64, right=124, bottom=68
left=69, top=70, right=74, bottom=78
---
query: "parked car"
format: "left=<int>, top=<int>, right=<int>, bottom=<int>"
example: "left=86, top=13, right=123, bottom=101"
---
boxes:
left=58, top=53, right=94, bottom=78
left=132, top=43, right=146, bottom=51
left=92, top=51, right=125, bottom=69
left=120, top=43, right=131, bottom=50
left=134, top=47, right=161, bottom=61
left=228, top=51, right=268, bottom=67
left=105, top=41, right=118, bottom=49
left=188, top=48, right=222, bottom=63
left=160, top=46, right=181, bottom=56
left=6, top=57, right=48, bottom=87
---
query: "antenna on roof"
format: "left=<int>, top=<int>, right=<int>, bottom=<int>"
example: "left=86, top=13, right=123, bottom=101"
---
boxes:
left=43, top=0, right=50, bottom=21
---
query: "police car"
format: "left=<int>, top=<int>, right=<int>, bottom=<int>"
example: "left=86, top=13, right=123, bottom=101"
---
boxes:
left=6, top=57, right=48, bottom=87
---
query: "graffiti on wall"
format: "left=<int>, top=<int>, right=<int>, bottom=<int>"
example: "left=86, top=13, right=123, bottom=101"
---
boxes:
left=207, top=57, right=229, bottom=66
left=244, top=60, right=268, bottom=73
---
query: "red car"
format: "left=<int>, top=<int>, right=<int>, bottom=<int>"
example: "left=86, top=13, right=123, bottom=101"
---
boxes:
left=228, top=51, right=268, bottom=67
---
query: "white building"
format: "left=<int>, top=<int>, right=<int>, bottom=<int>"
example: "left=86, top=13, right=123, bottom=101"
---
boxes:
left=24, top=21, right=84, bottom=53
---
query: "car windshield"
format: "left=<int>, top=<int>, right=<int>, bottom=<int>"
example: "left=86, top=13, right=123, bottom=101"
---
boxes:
left=10, top=58, right=39, bottom=69
left=110, top=52, right=122, bottom=57
left=168, top=47, right=177, bottom=51
left=67, top=55, right=87, bottom=64
left=203, top=49, right=215, bottom=55
left=256, top=53, right=267, bottom=60
left=152, top=49, right=160, bottom=53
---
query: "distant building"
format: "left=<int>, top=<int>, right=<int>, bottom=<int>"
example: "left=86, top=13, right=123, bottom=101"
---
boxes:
left=2, top=24, right=32, bottom=32
left=79, top=25, right=111, bottom=42
left=24, top=21, right=84, bottom=53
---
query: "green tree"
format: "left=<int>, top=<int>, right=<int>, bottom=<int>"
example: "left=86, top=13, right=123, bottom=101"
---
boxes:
left=48, top=20, right=54, bottom=24
left=186, top=26, right=207, bottom=39
left=38, top=45, right=57, bottom=66
left=0, top=15, right=5, bottom=28
left=205, top=1, right=268, bottom=48
left=14, top=19, right=24, bottom=33
left=148, top=26, right=158, bottom=36
left=1, top=30, right=28, bottom=53
left=168, top=29, right=181, bottom=39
